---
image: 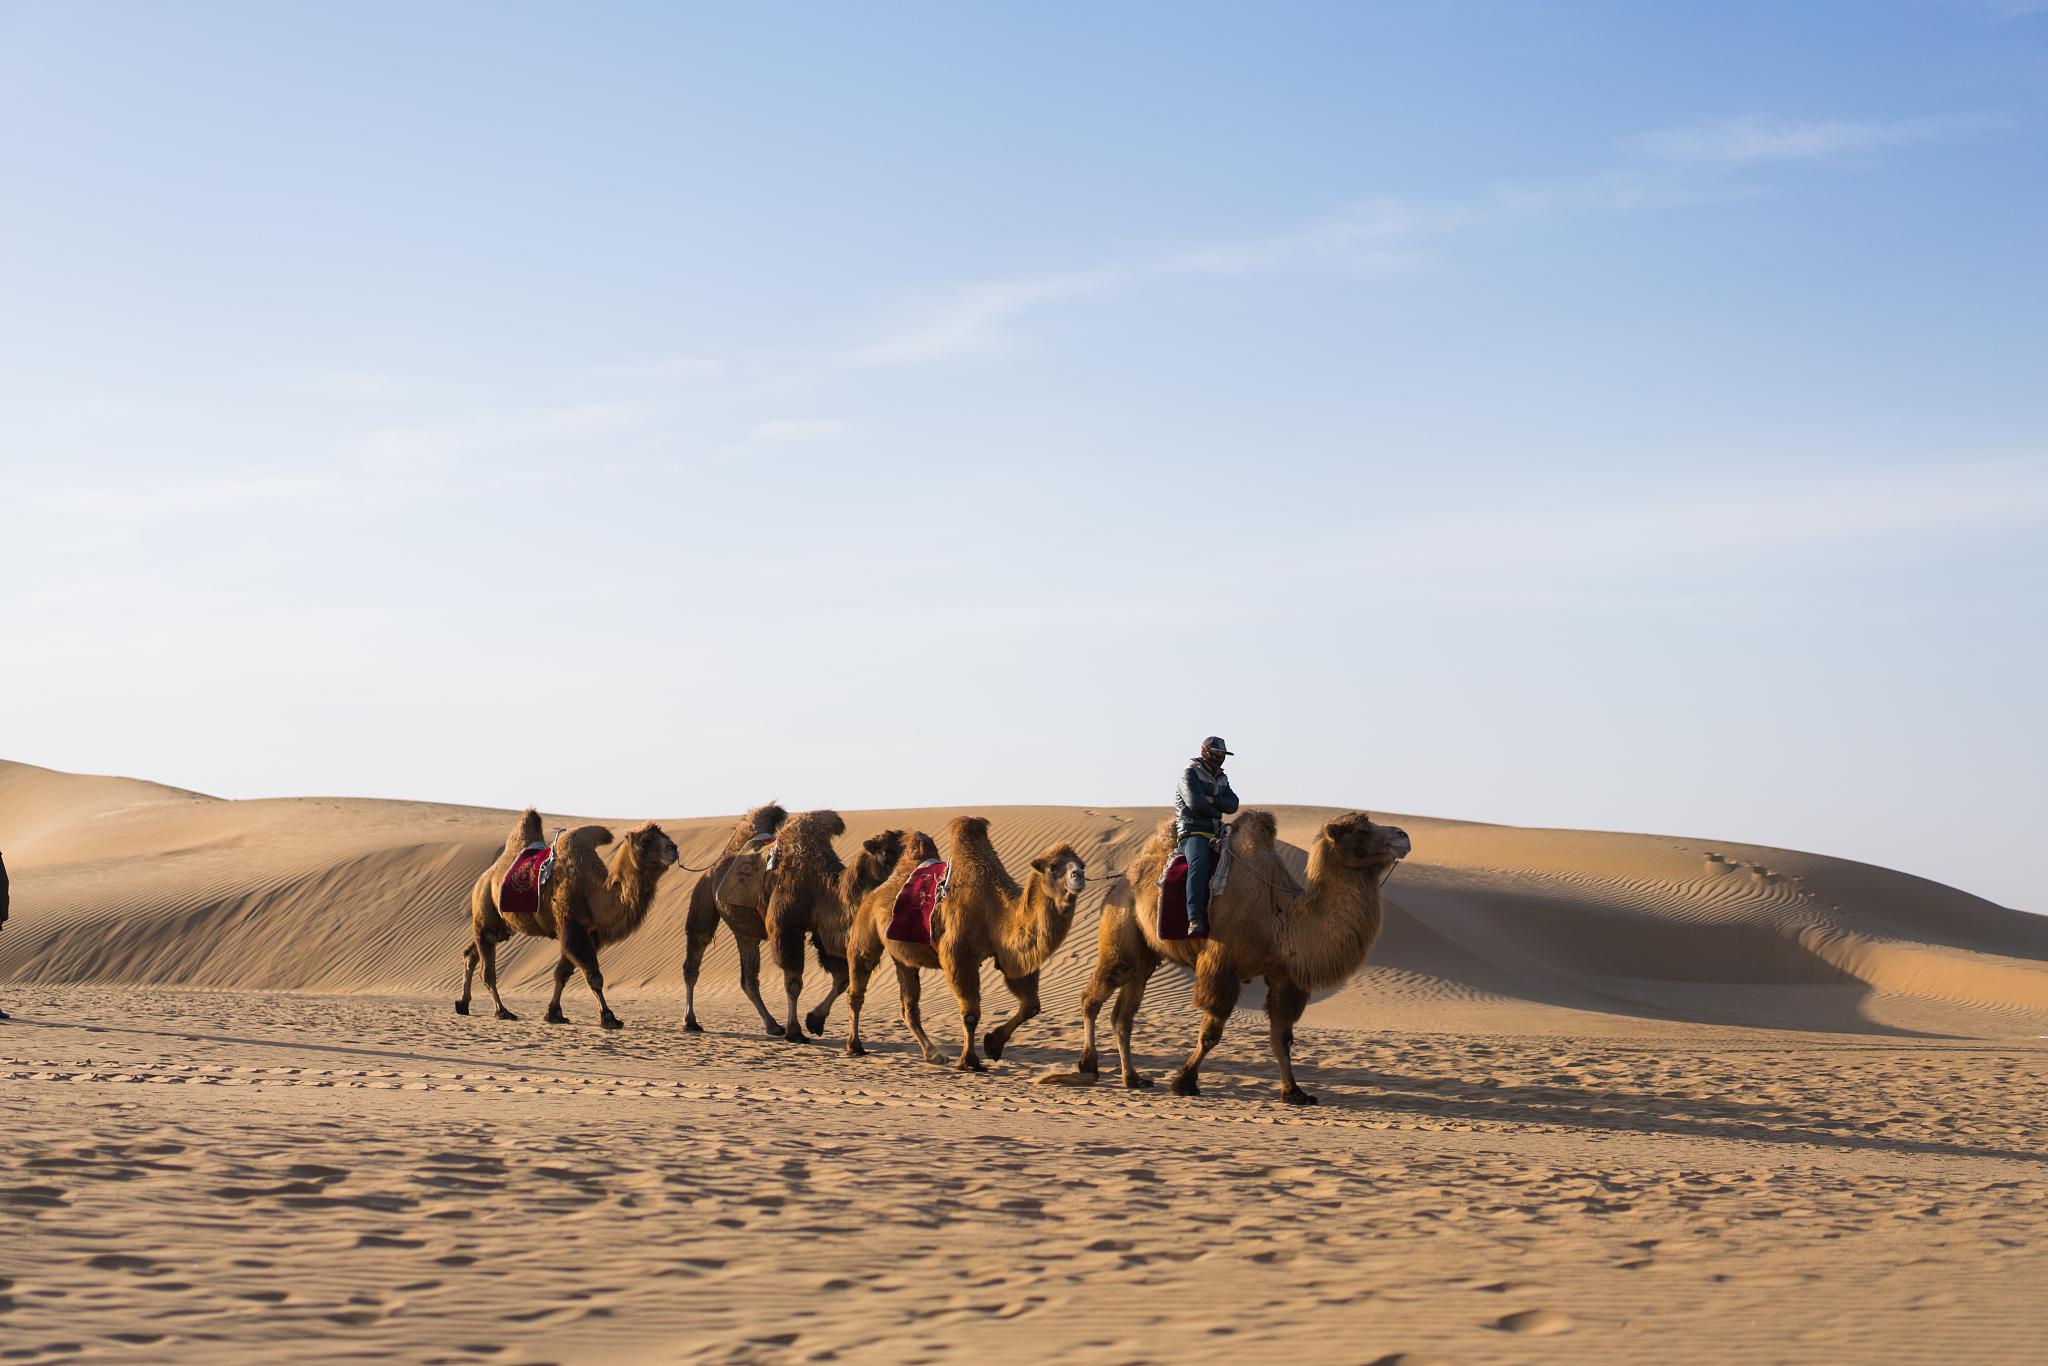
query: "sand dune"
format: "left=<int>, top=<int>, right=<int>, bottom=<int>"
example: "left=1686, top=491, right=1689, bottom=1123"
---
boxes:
left=3, top=757, right=2041, bottom=1038
left=5, top=758, right=2047, bottom=1364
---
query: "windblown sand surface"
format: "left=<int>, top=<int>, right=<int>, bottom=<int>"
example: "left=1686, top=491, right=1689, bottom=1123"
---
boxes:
left=3, top=758, right=2045, bottom=1363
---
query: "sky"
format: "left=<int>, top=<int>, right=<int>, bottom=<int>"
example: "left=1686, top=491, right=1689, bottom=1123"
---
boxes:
left=2, top=1, right=2044, bottom=911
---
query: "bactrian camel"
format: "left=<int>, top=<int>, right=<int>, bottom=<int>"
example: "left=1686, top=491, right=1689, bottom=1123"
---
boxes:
left=683, top=807, right=861, bottom=1044
left=456, top=809, right=682, bottom=1030
left=681, top=802, right=789, bottom=1034
left=1045, top=810, right=1408, bottom=1104
left=845, top=816, right=1087, bottom=1070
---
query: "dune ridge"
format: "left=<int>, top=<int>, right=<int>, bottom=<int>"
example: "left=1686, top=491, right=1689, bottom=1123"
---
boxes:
left=3, top=757, right=2042, bottom=1039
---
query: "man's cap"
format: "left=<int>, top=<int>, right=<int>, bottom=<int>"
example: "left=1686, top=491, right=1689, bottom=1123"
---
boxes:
left=1201, top=736, right=1235, bottom=756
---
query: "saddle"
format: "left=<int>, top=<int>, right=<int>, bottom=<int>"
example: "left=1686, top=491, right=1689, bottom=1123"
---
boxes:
left=500, top=842, right=558, bottom=920
left=714, top=833, right=777, bottom=911
left=1156, top=829, right=1232, bottom=941
left=886, top=859, right=952, bottom=945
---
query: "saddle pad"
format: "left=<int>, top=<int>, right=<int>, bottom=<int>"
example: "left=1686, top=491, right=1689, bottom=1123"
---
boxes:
left=1156, top=855, right=1206, bottom=940
left=716, top=851, right=772, bottom=910
left=887, top=859, right=951, bottom=944
left=500, top=843, right=556, bottom=920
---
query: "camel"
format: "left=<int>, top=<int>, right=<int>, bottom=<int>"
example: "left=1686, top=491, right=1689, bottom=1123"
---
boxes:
left=681, top=802, right=789, bottom=1034
left=844, top=816, right=1087, bottom=1070
left=455, top=809, right=681, bottom=1030
left=751, top=809, right=856, bottom=1044
left=1044, top=809, right=1409, bottom=1104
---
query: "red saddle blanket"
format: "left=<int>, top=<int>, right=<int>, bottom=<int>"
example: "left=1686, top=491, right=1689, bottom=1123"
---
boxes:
left=1156, top=855, right=1206, bottom=940
left=887, top=859, right=951, bottom=944
left=500, top=843, right=557, bottom=920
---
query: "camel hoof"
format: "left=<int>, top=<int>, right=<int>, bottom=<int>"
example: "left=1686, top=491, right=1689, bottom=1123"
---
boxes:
left=782, top=1027, right=808, bottom=1046
left=981, top=1031, right=1006, bottom=1061
left=804, top=1010, right=828, bottom=1037
left=682, top=1016, right=704, bottom=1034
left=957, top=1057, right=988, bottom=1074
left=1076, top=1054, right=1099, bottom=1076
left=453, top=1001, right=470, bottom=1016
left=495, top=1008, right=518, bottom=1021
left=764, top=1022, right=787, bottom=1039
left=1124, top=1073, right=1155, bottom=1090
left=1280, top=1088, right=1318, bottom=1106
left=845, top=1041, right=866, bottom=1058
left=1168, top=1071, right=1201, bottom=1097
left=545, top=1008, right=569, bottom=1025
left=601, top=1013, right=624, bottom=1031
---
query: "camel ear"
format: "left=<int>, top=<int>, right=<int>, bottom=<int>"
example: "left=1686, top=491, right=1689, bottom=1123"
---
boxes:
left=1030, top=854, right=1052, bottom=874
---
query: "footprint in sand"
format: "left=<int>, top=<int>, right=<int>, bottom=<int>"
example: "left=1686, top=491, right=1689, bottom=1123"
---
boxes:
left=1494, top=1307, right=1574, bottom=1335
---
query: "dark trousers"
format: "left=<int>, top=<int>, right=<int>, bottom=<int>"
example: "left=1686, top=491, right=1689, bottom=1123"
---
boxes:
left=1180, top=834, right=1217, bottom=927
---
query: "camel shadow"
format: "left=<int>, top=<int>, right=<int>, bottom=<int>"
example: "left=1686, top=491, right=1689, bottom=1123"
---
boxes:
left=990, top=1035, right=2046, bottom=1167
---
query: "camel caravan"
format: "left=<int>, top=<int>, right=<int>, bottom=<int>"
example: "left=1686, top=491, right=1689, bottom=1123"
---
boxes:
left=450, top=736, right=1411, bottom=1104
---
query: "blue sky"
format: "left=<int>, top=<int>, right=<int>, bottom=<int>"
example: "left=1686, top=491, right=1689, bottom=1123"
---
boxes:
left=3, top=2, right=2044, bottom=911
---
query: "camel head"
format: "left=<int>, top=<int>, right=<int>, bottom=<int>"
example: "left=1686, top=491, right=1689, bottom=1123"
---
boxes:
left=860, top=830, right=907, bottom=876
left=626, top=822, right=681, bottom=870
left=846, top=829, right=907, bottom=899
left=1029, top=843, right=1089, bottom=900
left=1318, top=813, right=1411, bottom=872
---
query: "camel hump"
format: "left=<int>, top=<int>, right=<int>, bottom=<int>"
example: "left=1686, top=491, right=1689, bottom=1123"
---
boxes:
left=514, top=808, right=543, bottom=845
left=1230, top=810, right=1279, bottom=850
left=728, top=802, right=789, bottom=854
left=778, top=810, right=847, bottom=878
left=903, top=831, right=941, bottom=865
left=946, top=814, right=994, bottom=848
left=561, top=824, right=615, bottom=854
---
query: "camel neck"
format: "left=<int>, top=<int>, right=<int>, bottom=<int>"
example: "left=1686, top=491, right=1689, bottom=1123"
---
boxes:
left=1277, top=844, right=1385, bottom=991
left=1002, top=874, right=1078, bottom=977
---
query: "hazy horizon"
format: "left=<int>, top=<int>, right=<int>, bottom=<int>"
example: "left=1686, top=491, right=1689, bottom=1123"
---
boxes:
left=3, top=2, right=2044, bottom=912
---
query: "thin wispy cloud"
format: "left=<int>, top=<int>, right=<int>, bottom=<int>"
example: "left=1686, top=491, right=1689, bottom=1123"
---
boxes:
left=1319, top=460, right=2048, bottom=583
left=856, top=270, right=1124, bottom=365
left=1635, top=115, right=1967, bottom=166
left=855, top=158, right=1785, bottom=367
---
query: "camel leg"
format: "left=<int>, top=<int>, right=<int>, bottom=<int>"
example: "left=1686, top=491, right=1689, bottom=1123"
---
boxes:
left=544, top=955, right=575, bottom=1024
left=681, top=897, right=720, bottom=1032
left=844, top=947, right=876, bottom=1057
left=773, top=918, right=808, bottom=1045
left=1072, top=959, right=1117, bottom=1079
left=734, top=936, right=784, bottom=1037
left=896, top=961, right=940, bottom=1063
left=982, top=970, right=1040, bottom=1062
left=561, top=923, right=622, bottom=1030
left=942, top=949, right=987, bottom=1073
left=803, top=939, right=848, bottom=1037
left=478, top=935, right=517, bottom=1020
left=1168, top=959, right=1241, bottom=1097
left=1110, top=960, right=1160, bottom=1089
left=1264, top=977, right=1316, bottom=1105
left=455, top=942, right=479, bottom=1015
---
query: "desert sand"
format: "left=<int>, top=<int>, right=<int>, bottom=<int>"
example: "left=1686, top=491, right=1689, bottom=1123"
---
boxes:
left=3, top=756, right=2045, bottom=1363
